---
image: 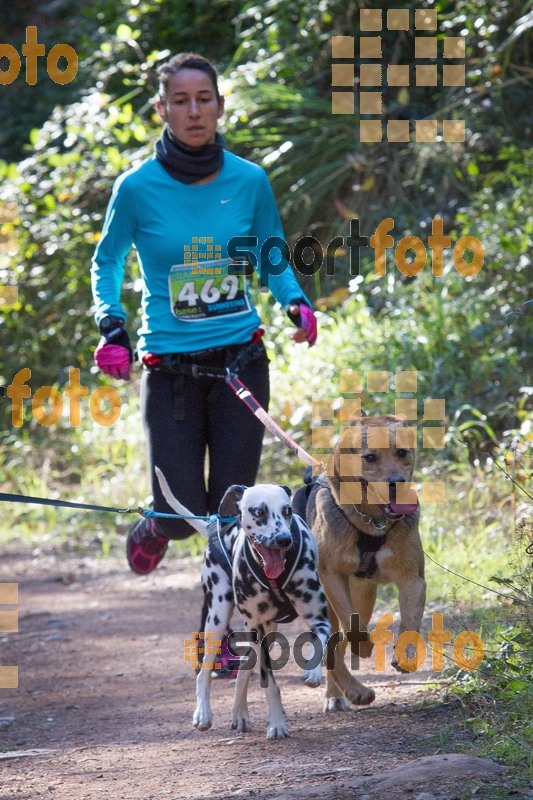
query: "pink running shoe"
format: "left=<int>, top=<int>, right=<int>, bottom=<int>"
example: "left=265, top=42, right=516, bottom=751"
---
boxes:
left=126, top=517, right=169, bottom=575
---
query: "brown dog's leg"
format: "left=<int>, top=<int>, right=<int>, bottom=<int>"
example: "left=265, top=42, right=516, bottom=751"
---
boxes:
left=349, top=577, right=377, bottom=658
left=324, top=603, right=350, bottom=712
left=322, top=574, right=375, bottom=707
left=392, top=576, right=426, bottom=672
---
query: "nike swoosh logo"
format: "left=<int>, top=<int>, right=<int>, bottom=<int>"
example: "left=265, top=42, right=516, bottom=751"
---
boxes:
left=221, top=199, right=231, bottom=204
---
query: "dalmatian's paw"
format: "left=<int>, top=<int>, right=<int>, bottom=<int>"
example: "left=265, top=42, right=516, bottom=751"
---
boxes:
left=231, top=709, right=251, bottom=733
left=193, top=703, right=212, bottom=731
left=267, top=718, right=290, bottom=739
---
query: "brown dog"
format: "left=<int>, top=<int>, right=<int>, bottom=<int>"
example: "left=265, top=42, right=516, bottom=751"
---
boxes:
left=295, top=413, right=425, bottom=711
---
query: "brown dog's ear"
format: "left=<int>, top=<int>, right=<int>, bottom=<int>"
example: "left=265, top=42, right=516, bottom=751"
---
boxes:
left=219, top=485, right=246, bottom=518
left=360, top=408, right=367, bottom=418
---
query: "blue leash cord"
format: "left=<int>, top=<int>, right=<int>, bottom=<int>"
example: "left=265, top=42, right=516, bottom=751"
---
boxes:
left=0, top=492, right=236, bottom=525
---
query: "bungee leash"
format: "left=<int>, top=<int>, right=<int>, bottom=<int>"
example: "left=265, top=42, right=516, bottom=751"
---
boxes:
left=0, top=492, right=236, bottom=524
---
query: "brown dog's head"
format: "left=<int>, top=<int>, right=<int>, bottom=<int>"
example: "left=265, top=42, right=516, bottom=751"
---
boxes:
left=328, top=414, right=419, bottom=519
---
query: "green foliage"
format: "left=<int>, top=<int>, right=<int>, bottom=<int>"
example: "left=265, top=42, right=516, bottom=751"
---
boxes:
left=0, top=4, right=531, bottom=779
left=450, top=532, right=533, bottom=779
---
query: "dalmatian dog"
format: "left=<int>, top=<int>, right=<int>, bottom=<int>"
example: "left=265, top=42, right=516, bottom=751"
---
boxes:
left=155, top=467, right=331, bottom=740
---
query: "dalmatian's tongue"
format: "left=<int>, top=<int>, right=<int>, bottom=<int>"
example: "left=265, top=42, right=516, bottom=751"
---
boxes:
left=389, top=499, right=419, bottom=515
left=254, top=543, right=286, bottom=580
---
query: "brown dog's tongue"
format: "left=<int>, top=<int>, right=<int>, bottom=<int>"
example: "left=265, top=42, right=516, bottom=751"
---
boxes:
left=390, top=499, right=419, bottom=515
left=254, top=543, right=286, bottom=579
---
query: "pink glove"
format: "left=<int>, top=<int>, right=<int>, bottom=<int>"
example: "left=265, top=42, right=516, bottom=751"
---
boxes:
left=299, top=304, right=318, bottom=347
left=94, top=340, right=131, bottom=380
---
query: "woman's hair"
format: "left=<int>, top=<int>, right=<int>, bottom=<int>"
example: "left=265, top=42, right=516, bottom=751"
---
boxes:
left=157, top=53, right=220, bottom=101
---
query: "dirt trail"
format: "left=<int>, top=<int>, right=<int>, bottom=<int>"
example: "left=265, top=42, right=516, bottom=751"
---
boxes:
left=0, top=545, right=513, bottom=800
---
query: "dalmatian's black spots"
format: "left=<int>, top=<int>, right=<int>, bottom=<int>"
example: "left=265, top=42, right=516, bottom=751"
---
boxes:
left=250, top=503, right=269, bottom=527
left=196, top=484, right=332, bottom=738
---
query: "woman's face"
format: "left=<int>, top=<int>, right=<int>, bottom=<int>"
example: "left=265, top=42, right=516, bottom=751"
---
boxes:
left=156, top=68, right=224, bottom=148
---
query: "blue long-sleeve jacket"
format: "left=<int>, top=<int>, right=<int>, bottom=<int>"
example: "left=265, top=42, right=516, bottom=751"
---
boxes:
left=91, top=151, right=309, bottom=355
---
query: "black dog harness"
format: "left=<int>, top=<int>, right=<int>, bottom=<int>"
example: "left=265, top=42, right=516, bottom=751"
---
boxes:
left=207, top=517, right=303, bottom=624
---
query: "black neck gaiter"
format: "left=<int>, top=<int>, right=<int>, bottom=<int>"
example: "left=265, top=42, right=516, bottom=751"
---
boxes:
left=154, top=126, right=225, bottom=184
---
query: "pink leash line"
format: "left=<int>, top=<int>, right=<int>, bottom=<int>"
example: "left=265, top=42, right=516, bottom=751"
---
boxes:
left=225, top=373, right=323, bottom=470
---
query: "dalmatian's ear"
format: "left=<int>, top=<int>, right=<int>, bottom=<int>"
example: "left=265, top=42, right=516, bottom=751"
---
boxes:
left=278, top=485, right=292, bottom=498
left=219, top=485, right=247, bottom=518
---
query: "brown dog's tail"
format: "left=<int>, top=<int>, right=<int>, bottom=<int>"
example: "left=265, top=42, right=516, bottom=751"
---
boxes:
left=154, top=466, right=209, bottom=537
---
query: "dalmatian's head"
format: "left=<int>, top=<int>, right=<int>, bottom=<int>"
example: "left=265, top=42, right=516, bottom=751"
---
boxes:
left=219, top=484, right=293, bottom=580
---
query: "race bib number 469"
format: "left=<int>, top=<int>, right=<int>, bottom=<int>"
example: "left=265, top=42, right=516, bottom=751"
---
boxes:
left=168, top=259, right=251, bottom=322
